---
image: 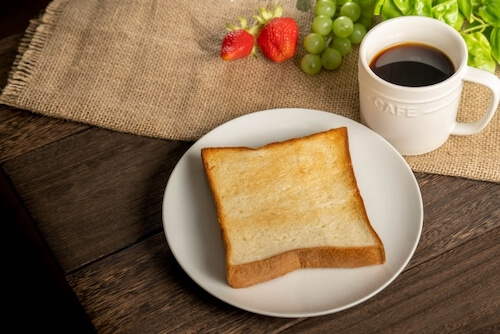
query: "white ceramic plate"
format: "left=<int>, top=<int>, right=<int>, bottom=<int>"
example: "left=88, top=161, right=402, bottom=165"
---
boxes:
left=162, top=108, right=423, bottom=317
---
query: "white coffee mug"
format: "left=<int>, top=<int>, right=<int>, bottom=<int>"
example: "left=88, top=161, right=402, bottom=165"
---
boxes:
left=358, top=16, right=500, bottom=156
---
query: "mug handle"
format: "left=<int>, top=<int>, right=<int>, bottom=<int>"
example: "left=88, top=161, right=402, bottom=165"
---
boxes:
left=452, top=66, right=500, bottom=135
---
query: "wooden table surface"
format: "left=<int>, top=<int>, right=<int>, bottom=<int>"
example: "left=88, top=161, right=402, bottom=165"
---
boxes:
left=1, top=2, right=499, bottom=333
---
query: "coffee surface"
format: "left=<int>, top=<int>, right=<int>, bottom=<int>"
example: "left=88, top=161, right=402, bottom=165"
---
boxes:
left=370, top=43, right=455, bottom=87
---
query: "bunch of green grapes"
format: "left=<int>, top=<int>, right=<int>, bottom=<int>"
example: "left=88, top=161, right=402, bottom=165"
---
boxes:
left=301, top=0, right=375, bottom=75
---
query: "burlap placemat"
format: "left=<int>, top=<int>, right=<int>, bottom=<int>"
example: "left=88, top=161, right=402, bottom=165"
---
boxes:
left=1, top=0, right=499, bottom=182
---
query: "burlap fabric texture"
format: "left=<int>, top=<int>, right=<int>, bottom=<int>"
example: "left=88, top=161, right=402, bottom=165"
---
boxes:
left=0, top=0, right=499, bottom=182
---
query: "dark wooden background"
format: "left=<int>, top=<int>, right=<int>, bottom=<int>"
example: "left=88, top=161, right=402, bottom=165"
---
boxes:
left=1, top=1, right=92, bottom=331
left=1, top=1, right=499, bottom=332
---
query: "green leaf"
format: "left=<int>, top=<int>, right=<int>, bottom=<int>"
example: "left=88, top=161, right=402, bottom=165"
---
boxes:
left=374, top=0, right=386, bottom=15
left=296, top=0, right=313, bottom=12
left=458, top=0, right=472, bottom=21
left=393, top=0, right=412, bottom=13
left=407, top=0, right=433, bottom=16
left=478, top=0, right=500, bottom=27
left=470, top=0, right=482, bottom=13
left=432, top=0, right=464, bottom=30
left=461, top=32, right=496, bottom=71
left=380, top=0, right=405, bottom=19
left=490, top=27, right=500, bottom=63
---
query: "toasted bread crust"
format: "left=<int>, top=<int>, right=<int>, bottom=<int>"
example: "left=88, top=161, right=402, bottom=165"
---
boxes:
left=201, top=127, right=385, bottom=288
left=227, top=245, right=385, bottom=288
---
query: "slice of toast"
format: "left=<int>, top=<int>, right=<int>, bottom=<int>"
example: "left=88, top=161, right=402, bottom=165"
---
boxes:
left=201, top=127, right=385, bottom=288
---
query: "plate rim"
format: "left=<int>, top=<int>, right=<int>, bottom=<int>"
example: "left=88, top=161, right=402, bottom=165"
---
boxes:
left=162, top=107, right=423, bottom=317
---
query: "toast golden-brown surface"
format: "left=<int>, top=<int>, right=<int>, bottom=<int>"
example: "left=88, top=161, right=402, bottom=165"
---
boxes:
left=201, top=127, right=385, bottom=288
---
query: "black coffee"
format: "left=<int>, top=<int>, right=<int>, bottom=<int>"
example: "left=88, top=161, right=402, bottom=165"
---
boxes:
left=370, top=43, right=455, bottom=87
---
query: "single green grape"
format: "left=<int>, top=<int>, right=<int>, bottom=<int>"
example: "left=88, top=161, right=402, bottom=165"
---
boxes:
left=331, top=35, right=352, bottom=56
left=321, top=47, right=342, bottom=70
left=311, top=15, right=333, bottom=36
left=301, top=54, right=322, bottom=75
left=332, top=16, right=354, bottom=38
left=304, top=33, right=326, bottom=54
left=340, top=2, right=361, bottom=22
left=315, top=0, right=336, bottom=18
left=349, top=23, right=366, bottom=44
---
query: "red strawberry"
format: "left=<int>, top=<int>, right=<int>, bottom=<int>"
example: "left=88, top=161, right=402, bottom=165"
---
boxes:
left=220, top=29, right=255, bottom=61
left=257, top=17, right=299, bottom=63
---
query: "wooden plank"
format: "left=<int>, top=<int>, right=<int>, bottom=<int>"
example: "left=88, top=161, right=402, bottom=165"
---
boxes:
left=2, top=128, right=191, bottom=273
left=0, top=106, right=88, bottom=163
left=67, top=233, right=305, bottom=333
left=1, top=167, right=96, bottom=333
left=281, top=227, right=500, bottom=333
left=409, top=173, right=500, bottom=269
left=63, top=170, right=499, bottom=332
left=4, top=131, right=498, bottom=278
left=67, top=223, right=499, bottom=333
left=0, top=34, right=21, bottom=86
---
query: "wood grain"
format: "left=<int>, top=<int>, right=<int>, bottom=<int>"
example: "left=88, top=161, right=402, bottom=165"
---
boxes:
left=282, top=227, right=500, bottom=333
left=5, top=131, right=498, bottom=275
left=0, top=34, right=21, bottom=87
left=0, top=105, right=88, bottom=163
left=3, top=128, right=191, bottom=272
left=67, top=233, right=305, bottom=333
left=1, top=168, right=96, bottom=333
left=62, top=170, right=499, bottom=332
left=3, top=115, right=499, bottom=332
left=409, top=173, right=500, bottom=268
